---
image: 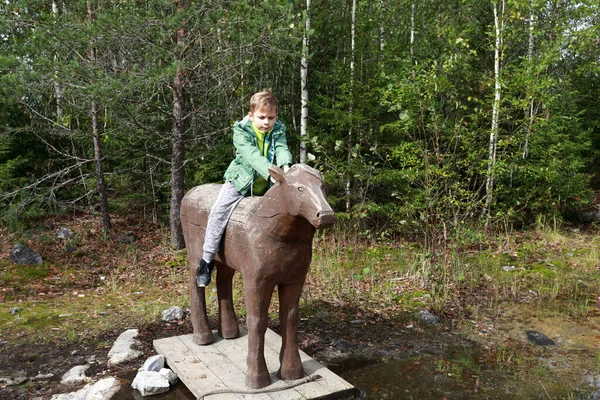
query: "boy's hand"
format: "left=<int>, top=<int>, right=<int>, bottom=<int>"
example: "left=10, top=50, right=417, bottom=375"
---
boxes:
left=270, top=175, right=277, bottom=184
left=283, top=164, right=291, bottom=173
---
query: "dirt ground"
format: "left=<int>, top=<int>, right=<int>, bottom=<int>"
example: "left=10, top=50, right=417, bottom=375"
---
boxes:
left=3, top=215, right=599, bottom=399
left=0, top=215, right=454, bottom=399
left=0, top=307, right=464, bottom=399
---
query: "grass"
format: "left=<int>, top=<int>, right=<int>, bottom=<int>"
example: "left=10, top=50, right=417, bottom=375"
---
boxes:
left=2, top=217, right=600, bottom=357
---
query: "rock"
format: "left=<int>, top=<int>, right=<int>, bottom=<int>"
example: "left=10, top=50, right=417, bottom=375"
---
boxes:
left=418, top=310, right=439, bottom=324
left=159, top=368, right=178, bottom=385
left=131, top=370, right=170, bottom=396
left=139, top=355, right=165, bottom=372
left=32, top=372, right=54, bottom=381
left=11, top=307, right=19, bottom=315
left=332, top=339, right=353, bottom=351
left=51, top=377, right=121, bottom=400
left=61, top=365, right=91, bottom=385
left=315, top=311, right=329, bottom=319
left=161, top=306, right=184, bottom=322
left=118, top=233, right=137, bottom=244
left=526, top=330, right=555, bottom=346
left=107, top=329, right=143, bottom=365
left=9, top=244, right=43, bottom=265
left=579, top=207, right=600, bottom=222
left=6, top=375, right=27, bottom=386
left=56, top=226, right=73, bottom=240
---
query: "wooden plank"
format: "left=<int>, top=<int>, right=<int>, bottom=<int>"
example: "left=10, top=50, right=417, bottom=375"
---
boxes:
left=235, top=327, right=329, bottom=399
left=234, top=327, right=316, bottom=400
left=263, top=329, right=355, bottom=398
left=179, top=333, right=273, bottom=400
left=154, top=335, right=239, bottom=400
left=154, top=328, right=355, bottom=400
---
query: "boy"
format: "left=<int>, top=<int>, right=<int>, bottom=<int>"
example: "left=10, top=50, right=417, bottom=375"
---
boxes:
left=196, top=90, right=293, bottom=287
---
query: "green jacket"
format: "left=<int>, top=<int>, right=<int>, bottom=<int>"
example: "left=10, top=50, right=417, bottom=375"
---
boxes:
left=224, top=116, right=293, bottom=196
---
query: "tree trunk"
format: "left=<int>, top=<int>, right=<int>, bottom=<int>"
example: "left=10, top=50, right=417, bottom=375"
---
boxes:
left=523, top=0, right=535, bottom=159
left=379, top=0, right=385, bottom=54
left=170, top=3, right=186, bottom=250
left=299, top=0, right=310, bottom=163
left=88, top=0, right=111, bottom=233
left=345, top=0, right=357, bottom=212
left=485, top=1, right=503, bottom=222
left=410, top=1, right=415, bottom=62
left=52, top=0, right=63, bottom=121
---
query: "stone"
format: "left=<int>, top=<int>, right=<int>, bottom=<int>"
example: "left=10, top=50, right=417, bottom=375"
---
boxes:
left=139, top=355, right=164, bottom=372
left=51, top=377, right=121, bottom=400
left=6, top=376, right=27, bottom=386
left=158, top=368, right=178, bottom=385
left=10, top=244, right=43, bottom=265
left=161, top=306, right=184, bottom=322
left=418, top=310, right=439, bottom=324
left=56, top=226, right=73, bottom=240
left=60, top=365, right=91, bottom=385
left=118, top=233, right=137, bottom=244
left=107, top=329, right=143, bottom=365
left=32, top=372, right=54, bottom=381
left=332, top=339, right=353, bottom=351
left=131, top=370, right=170, bottom=396
left=526, top=330, right=555, bottom=346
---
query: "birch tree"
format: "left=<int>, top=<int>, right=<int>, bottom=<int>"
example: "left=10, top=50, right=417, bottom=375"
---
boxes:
left=299, top=0, right=310, bottom=163
left=345, top=0, right=357, bottom=212
left=485, top=0, right=504, bottom=222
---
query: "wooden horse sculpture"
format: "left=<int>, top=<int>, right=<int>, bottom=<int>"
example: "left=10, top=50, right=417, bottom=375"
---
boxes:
left=180, top=163, right=335, bottom=389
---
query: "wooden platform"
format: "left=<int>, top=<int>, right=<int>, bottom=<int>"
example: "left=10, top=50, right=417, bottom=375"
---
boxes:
left=154, top=326, right=356, bottom=399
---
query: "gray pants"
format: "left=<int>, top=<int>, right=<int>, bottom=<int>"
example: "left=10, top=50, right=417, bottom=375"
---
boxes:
left=202, top=181, right=244, bottom=263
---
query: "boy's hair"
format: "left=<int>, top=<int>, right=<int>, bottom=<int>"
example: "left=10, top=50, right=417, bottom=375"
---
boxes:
left=249, top=90, right=279, bottom=114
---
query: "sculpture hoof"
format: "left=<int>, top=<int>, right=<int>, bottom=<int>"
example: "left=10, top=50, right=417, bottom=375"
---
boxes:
left=219, top=327, right=240, bottom=339
left=193, top=332, right=214, bottom=345
left=280, top=368, right=304, bottom=381
left=245, top=374, right=271, bottom=389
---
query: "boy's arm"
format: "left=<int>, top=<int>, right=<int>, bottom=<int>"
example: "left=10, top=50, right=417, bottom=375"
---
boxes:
left=273, top=122, right=293, bottom=168
left=232, top=124, right=273, bottom=180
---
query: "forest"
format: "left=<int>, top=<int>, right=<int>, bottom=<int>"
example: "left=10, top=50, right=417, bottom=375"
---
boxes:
left=1, top=0, right=599, bottom=246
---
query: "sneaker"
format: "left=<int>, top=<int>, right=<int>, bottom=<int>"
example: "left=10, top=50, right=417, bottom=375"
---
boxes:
left=196, top=259, right=214, bottom=287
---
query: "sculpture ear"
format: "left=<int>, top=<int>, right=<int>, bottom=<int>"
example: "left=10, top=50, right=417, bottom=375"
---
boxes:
left=268, top=165, right=286, bottom=183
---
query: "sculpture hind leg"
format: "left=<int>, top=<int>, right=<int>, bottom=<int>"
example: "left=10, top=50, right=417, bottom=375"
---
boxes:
left=189, top=259, right=214, bottom=345
left=216, top=262, right=239, bottom=339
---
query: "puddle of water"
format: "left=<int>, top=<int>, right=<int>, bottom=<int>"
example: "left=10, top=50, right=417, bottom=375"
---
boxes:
left=110, top=356, right=600, bottom=400
left=331, top=352, right=600, bottom=399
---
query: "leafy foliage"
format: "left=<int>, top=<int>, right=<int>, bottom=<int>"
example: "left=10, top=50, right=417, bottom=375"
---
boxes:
left=1, top=0, right=599, bottom=238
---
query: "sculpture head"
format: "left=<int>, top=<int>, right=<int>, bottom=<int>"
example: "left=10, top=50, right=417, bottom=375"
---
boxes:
left=268, top=164, right=335, bottom=229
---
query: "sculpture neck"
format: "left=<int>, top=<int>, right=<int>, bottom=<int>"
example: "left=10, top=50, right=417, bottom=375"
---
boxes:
left=254, top=187, right=315, bottom=242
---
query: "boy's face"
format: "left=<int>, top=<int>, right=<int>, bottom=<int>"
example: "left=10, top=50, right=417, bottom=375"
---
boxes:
left=249, top=107, right=277, bottom=133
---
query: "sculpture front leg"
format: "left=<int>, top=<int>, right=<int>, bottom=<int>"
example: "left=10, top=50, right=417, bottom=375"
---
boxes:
left=244, top=283, right=274, bottom=388
left=278, top=282, right=304, bottom=380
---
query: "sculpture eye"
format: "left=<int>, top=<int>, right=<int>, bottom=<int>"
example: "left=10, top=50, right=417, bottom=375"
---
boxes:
left=297, top=186, right=305, bottom=192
